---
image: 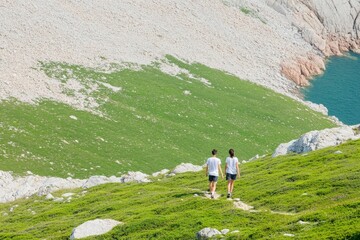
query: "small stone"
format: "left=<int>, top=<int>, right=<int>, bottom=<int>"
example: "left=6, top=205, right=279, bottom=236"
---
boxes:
left=221, top=229, right=230, bottom=235
left=196, top=227, right=222, bottom=239
left=298, top=220, right=310, bottom=225
left=62, top=193, right=75, bottom=198
left=284, top=233, right=295, bottom=237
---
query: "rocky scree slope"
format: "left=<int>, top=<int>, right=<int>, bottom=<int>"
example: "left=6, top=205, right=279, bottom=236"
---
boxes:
left=0, top=0, right=359, bottom=114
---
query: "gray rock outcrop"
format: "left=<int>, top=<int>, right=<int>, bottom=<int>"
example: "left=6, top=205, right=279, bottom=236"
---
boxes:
left=267, top=0, right=360, bottom=85
left=0, top=171, right=149, bottom=203
left=0, top=172, right=85, bottom=203
left=70, top=219, right=122, bottom=239
left=267, top=0, right=360, bottom=45
left=273, top=125, right=360, bottom=157
left=0, top=163, right=198, bottom=203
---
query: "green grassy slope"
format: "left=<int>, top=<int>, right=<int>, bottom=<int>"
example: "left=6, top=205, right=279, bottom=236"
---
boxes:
left=0, top=57, right=335, bottom=178
left=1, top=140, right=359, bottom=239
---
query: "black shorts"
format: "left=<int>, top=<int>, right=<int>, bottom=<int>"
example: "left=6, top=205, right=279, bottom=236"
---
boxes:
left=226, top=173, right=237, bottom=180
left=208, top=175, right=218, bottom=182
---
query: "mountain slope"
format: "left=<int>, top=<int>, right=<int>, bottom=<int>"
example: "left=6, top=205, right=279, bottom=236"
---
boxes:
left=0, top=57, right=335, bottom=178
left=1, top=139, right=359, bottom=239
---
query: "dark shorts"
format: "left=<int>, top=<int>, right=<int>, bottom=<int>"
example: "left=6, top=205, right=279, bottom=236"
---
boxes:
left=208, top=175, right=218, bottom=182
left=226, top=173, right=237, bottom=180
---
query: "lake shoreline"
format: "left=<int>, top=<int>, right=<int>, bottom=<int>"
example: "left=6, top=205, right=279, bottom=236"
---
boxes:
left=302, top=52, right=360, bottom=125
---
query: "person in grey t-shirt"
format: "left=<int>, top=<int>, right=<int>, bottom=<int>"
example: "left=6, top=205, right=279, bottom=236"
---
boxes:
left=205, top=149, right=224, bottom=199
left=225, top=148, right=240, bottom=198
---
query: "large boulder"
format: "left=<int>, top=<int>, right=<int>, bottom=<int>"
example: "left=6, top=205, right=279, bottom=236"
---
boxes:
left=70, top=219, right=122, bottom=239
left=273, top=125, right=360, bottom=157
left=196, top=227, right=222, bottom=240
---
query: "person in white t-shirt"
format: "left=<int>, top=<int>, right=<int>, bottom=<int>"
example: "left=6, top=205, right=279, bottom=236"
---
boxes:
left=205, top=149, right=224, bottom=199
left=225, top=148, right=240, bottom=198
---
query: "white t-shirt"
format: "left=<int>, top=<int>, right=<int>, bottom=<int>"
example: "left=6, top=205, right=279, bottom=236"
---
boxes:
left=206, top=157, right=221, bottom=176
left=225, top=157, right=239, bottom=174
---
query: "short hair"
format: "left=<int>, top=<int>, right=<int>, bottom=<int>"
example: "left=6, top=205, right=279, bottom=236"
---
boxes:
left=211, top=149, right=217, bottom=155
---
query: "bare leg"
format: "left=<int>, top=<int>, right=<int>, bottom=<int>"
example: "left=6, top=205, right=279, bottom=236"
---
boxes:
left=230, top=180, right=235, bottom=193
left=212, top=182, right=217, bottom=194
left=227, top=180, right=232, bottom=193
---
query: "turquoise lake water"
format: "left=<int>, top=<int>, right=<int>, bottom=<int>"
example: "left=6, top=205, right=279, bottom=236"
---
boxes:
left=302, top=52, right=360, bottom=125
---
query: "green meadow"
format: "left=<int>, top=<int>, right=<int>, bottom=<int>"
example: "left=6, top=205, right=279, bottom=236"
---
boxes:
left=1, top=140, right=359, bottom=239
left=0, top=56, right=335, bottom=178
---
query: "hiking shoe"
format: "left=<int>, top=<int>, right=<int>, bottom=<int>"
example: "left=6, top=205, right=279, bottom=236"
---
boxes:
left=227, top=193, right=231, bottom=198
left=211, top=194, right=214, bottom=199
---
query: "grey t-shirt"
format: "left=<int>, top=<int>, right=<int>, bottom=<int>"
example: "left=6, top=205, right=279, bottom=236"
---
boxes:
left=226, top=157, right=239, bottom=174
left=206, top=157, right=221, bottom=176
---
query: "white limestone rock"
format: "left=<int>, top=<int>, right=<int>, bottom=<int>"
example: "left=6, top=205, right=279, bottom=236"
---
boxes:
left=303, top=101, right=328, bottom=116
left=62, top=193, right=75, bottom=198
left=0, top=172, right=85, bottom=203
left=196, top=227, right=222, bottom=240
left=172, top=163, right=203, bottom=174
left=45, top=193, right=54, bottom=200
left=70, top=219, right=122, bottom=239
left=82, top=175, right=120, bottom=188
left=284, top=233, right=295, bottom=237
left=119, top=171, right=150, bottom=183
left=152, top=169, right=170, bottom=177
left=273, top=125, right=360, bottom=157
left=233, top=200, right=254, bottom=211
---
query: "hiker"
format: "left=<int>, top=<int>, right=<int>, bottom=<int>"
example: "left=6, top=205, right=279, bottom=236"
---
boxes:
left=225, top=148, right=240, bottom=198
left=205, top=149, right=224, bottom=199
